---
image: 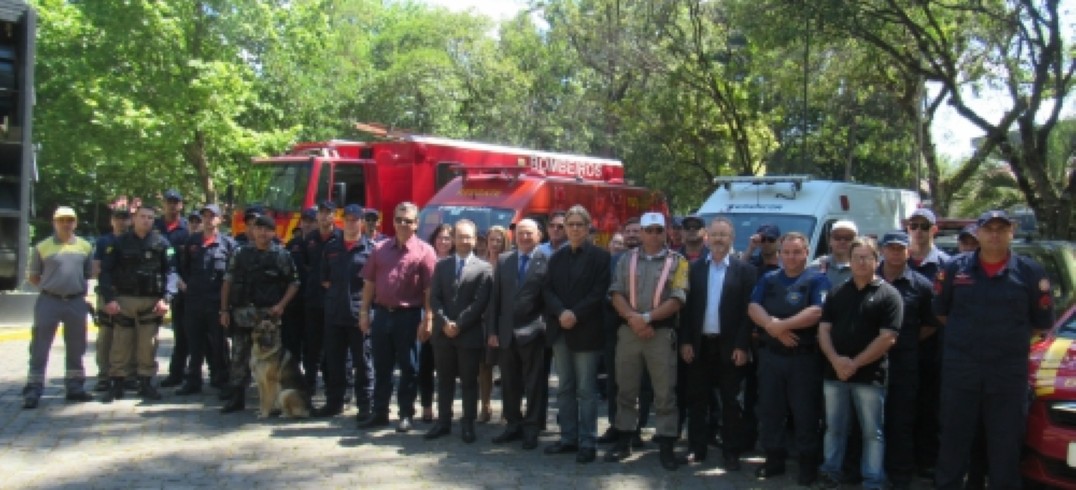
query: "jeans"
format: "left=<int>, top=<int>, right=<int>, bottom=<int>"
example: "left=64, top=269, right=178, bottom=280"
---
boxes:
left=821, top=380, right=887, bottom=489
left=552, top=337, right=600, bottom=448
left=370, top=307, right=420, bottom=418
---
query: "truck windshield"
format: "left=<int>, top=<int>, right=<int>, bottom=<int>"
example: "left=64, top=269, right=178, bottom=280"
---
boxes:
left=253, top=162, right=311, bottom=211
left=696, top=213, right=817, bottom=255
left=418, top=205, right=516, bottom=239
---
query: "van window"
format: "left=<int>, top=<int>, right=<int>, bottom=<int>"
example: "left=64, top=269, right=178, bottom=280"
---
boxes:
left=697, top=213, right=817, bottom=257
left=332, top=163, right=366, bottom=207
left=417, top=205, right=516, bottom=238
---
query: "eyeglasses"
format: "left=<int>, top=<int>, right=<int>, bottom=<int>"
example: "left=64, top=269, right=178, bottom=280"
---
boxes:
left=644, top=227, right=665, bottom=234
left=831, top=235, right=855, bottom=242
left=565, top=222, right=587, bottom=228
left=394, top=217, right=416, bottom=225
left=907, top=222, right=932, bottom=231
left=550, top=223, right=565, bottom=230
left=760, top=236, right=777, bottom=243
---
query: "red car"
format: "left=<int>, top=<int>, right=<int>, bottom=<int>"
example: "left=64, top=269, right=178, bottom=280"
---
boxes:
left=1025, top=305, right=1076, bottom=489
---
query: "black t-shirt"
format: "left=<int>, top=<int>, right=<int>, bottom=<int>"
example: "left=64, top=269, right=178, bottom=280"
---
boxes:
left=820, top=278, right=903, bottom=384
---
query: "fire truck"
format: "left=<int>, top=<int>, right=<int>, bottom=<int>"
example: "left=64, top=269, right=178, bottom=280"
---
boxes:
left=236, top=126, right=628, bottom=239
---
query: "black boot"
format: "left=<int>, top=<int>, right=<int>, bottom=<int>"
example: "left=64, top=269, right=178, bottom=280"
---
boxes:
left=604, top=431, right=632, bottom=462
left=102, top=377, right=125, bottom=403
left=138, top=377, right=162, bottom=401
left=658, top=437, right=679, bottom=471
left=220, top=388, right=245, bottom=413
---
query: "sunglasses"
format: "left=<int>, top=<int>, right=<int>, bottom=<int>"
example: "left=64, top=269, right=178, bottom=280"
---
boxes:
left=831, top=235, right=855, bottom=242
left=644, top=227, right=665, bottom=234
left=907, top=222, right=932, bottom=231
left=760, top=236, right=777, bottom=243
left=394, top=217, right=416, bottom=225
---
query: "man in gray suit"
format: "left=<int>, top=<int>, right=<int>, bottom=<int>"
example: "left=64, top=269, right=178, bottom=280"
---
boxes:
left=488, top=219, right=549, bottom=450
left=425, top=219, right=494, bottom=443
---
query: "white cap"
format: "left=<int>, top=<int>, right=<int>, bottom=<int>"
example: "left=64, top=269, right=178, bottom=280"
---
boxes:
left=831, top=219, right=858, bottom=235
left=640, top=212, right=666, bottom=228
left=53, top=206, right=77, bottom=220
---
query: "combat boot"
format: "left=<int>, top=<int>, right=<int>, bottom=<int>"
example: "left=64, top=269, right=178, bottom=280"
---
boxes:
left=138, top=376, right=163, bottom=401
left=658, top=437, right=679, bottom=471
left=604, top=431, right=632, bottom=462
left=102, top=377, right=125, bottom=403
left=220, top=389, right=246, bottom=413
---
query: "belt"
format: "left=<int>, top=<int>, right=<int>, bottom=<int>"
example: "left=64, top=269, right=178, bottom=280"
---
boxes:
left=763, top=342, right=818, bottom=356
left=375, top=304, right=421, bottom=313
left=41, top=290, right=85, bottom=301
left=702, top=333, right=722, bottom=340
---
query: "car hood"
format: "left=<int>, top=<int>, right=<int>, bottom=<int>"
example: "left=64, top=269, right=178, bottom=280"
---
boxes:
left=1031, top=335, right=1076, bottom=399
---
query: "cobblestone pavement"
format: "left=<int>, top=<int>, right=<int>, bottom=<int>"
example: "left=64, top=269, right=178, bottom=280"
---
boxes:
left=0, top=320, right=935, bottom=489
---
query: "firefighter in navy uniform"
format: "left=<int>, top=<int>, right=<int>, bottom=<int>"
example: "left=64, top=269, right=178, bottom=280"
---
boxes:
left=282, top=207, right=317, bottom=369
left=156, top=189, right=192, bottom=389
left=932, top=210, right=1054, bottom=490
left=219, top=215, right=300, bottom=413
left=175, top=204, right=237, bottom=395
left=301, top=200, right=342, bottom=394
left=313, top=204, right=374, bottom=418
left=99, top=205, right=179, bottom=403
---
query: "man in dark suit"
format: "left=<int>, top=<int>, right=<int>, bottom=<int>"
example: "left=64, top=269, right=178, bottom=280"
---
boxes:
left=678, top=216, right=757, bottom=470
left=542, top=205, right=611, bottom=464
left=425, top=219, right=493, bottom=443
left=487, top=218, right=549, bottom=450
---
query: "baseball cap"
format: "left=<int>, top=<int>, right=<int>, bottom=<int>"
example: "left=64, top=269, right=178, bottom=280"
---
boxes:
left=317, top=200, right=337, bottom=211
left=958, top=223, right=978, bottom=239
left=363, top=208, right=380, bottom=220
left=111, top=208, right=131, bottom=219
left=756, top=223, right=781, bottom=240
left=187, top=212, right=202, bottom=222
left=53, top=206, right=77, bottom=220
left=252, top=215, right=276, bottom=229
left=681, top=215, right=705, bottom=228
left=881, top=230, right=910, bottom=247
left=977, top=210, right=1014, bottom=227
left=670, top=216, right=684, bottom=229
left=163, top=189, right=183, bottom=201
left=908, top=208, right=937, bottom=224
left=300, top=207, right=317, bottom=221
left=640, top=212, right=666, bottom=228
left=831, top=220, right=858, bottom=235
left=244, top=204, right=265, bottom=218
left=343, top=204, right=363, bottom=217
left=200, top=204, right=222, bottom=216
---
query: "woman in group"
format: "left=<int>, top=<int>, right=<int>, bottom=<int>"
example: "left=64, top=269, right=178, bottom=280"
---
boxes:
left=478, top=225, right=509, bottom=422
left=421, top=223, right=455, bottom=422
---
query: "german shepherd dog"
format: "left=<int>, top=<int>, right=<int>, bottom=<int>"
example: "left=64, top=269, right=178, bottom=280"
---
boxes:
left=250, top=315, right=311, bottom=419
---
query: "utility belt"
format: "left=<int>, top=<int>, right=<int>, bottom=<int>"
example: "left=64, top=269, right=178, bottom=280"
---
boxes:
left=113, top=307, right=161, bottom=328
left=761, top=341, right=818, bottom=356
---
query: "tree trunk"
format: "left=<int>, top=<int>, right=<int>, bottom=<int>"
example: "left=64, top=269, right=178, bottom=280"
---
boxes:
left=188, top=129, right=215, bottom=203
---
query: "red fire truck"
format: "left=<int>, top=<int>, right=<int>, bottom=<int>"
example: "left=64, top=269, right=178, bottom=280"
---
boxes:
left=235, top=128, right=627, bottom=239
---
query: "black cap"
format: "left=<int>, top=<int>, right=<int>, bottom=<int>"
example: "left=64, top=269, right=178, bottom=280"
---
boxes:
left=253, top=215, right=276, bottom=229
left=958, top=224, right=978, bottom=239
left=756, top=223, right=781, bottom=239
left=187, top=212, right=202, bottom=222
left=881, top=230, right=910, bottom=247
left=111, top=208, right=131, bottom=219
left=163, top=189, right=183, bottom=201
left=363, top=208, right=380, bottom=219
left=300, top=207, right=317, bottom=221
left=243, top=204, right=264, bottom=220
left=670, top=216, right=684, bottom=229
left=317, top=200, right=337, bottom=211
left=343, top=204, right=364, bottom=217
left=977, top=210, right=1014, bottom=227
left=681, top=215, right=705, bottom=228
left=201, top=204, right=222, bottom=216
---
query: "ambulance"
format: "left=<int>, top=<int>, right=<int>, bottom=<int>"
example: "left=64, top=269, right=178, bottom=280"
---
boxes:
left=694, top=175, right=920, bottom=259
left=419, top=164, right=668, bottom=246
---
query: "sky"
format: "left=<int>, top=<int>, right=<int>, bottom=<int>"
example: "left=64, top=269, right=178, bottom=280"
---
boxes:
left=423, top=0, right=1074, bottom=161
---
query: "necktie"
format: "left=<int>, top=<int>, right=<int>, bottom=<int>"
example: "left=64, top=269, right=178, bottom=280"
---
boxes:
left=518, top=254, right=529, bottom=282
left=456, top=258, right=465, bottom=281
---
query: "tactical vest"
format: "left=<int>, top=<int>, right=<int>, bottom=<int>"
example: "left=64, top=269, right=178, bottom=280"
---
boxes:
left=230, top=246, right=289, bottom=307
left=113, top=232, right=168, bottom=297
left=759, top=270, right=821, bottom=348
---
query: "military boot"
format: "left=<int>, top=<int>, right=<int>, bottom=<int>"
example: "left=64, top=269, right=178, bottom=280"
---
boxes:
left=102, top=377, right=125, bottom=403
left=220, top=388, right=246, bottom=413
left=138, top=376, right=163, bottom=401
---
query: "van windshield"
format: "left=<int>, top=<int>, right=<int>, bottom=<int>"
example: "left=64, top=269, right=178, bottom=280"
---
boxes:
left=418, top=205, right=516, bottom=239
left=696, top=213, right=817, bottom=255
left=253, top=162, right=312, bottom=211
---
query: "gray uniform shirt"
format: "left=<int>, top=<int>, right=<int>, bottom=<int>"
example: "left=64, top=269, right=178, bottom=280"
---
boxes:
left=30, top=235, right=94, bottom=296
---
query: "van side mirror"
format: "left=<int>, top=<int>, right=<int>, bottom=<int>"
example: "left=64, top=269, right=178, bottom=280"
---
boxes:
left=333, top=182, right=347, bottom=208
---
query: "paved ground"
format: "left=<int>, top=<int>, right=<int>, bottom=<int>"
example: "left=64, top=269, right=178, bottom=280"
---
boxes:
left=0, top=314, right=935, bottom=489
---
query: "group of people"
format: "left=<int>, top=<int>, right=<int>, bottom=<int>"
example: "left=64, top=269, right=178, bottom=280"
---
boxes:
left=21, top=191, right=1055, bottom=489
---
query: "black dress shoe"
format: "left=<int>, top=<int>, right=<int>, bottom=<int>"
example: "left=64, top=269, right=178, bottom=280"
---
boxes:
left=217, top=386, right=234, bottom=401
left=66, top=391, right=94, bottom=402
left=92, top=379, right=110, bottom=392
left=521, top=436, right=538, bottom=450
left=604, top=441, right=632, bottom=462
left=755, top=464, right=786, bottom=479
left=544, top=441, right=579, bottom=454
left=576, top=447, right=597, bottom=464
left=22, top=397, right=39, bottom=409
left=630, top=432, right=645, bottom=448
left=677, top=451, right=707, bottom=465
left=492, top=428, right=523, bottom=444
left=313, top=404, right=344, bottom=418
left=461, top=420, right=476, bottom=444
left=175, top=384, right=202, bottom=396
left=159, top=374, right=183, bottom=388
left=596, top=427, right=619, bottom=444
left=723, top=453, right=741, bottom=471
left=424, top=422, right=451, bottom=440
left=358, top=414, right=390, bottom=429
left=396, top=416, right=414, bottom=433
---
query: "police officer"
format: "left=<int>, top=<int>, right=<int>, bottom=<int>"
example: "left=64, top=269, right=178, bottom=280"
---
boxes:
left=748, top=231, right=831, bottom=485
left=176, top=204, right=237, bottom=395
left=362, top=208, right=388, bottom=243
left=282, top=207, right=316, bottom=366
left=219, top=214, right=300, bottom=413
left=21, top=206, right=95, bottom=408
left=302, top=200, right=341, bottom=393
left=932, top=210, right=1054, bottom=489
left=313, top=204, right=374, bottom=418
left=99, top=204, right=179, bottom=402
left=156, top=189, right=191, bottom=389
left=234, top=204, right=264, bottom=246
left=187, top=212, right=203, bottom=235
left=91, top=207, right=132, bottom=392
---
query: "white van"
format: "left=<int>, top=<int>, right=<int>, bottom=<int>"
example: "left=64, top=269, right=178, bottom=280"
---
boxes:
left=695, top=175, right=920, bottom=259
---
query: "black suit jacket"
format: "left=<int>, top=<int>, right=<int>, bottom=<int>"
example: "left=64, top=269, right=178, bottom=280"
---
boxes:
left=431, top=255, right=494, bottom=349
left=487, top=249, right=549, bottom=347
left=679, top=254, right=758, bottom=359
left=543, top=242, right=611, bottom=351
